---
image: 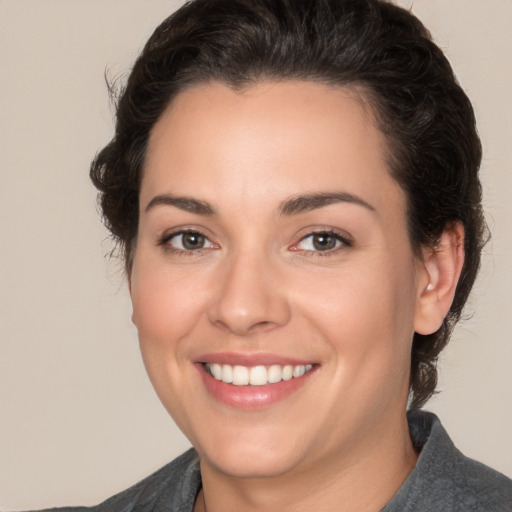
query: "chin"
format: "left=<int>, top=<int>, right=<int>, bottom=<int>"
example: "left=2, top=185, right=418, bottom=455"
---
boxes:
left=203, top=445, right=304, bottom=479
left=195, top=425, right=309, bottom=478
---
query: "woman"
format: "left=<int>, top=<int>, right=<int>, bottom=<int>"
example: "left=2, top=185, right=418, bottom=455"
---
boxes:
left=21, top=0, right=512, bottom=510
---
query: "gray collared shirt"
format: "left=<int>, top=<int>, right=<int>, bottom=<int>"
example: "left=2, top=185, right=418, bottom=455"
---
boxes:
left=25, top=411, right=512, bottom=511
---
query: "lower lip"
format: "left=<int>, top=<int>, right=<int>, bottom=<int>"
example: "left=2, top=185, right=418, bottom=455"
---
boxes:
left=197, top=364, right=316, bottom=410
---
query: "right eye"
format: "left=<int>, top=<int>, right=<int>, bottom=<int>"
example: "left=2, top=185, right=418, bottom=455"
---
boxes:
left=162, top=230, right=216, bottom=252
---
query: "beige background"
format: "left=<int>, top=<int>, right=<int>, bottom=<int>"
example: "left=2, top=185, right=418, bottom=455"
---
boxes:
left=0, top=0, right=511, bottom=509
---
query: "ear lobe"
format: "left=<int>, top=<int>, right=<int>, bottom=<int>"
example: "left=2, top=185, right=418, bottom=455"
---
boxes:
left=414, top=222, right=465, bottom=335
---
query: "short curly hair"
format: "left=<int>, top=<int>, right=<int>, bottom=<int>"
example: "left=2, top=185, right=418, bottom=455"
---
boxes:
left=90, top=0, right=487, bottom=409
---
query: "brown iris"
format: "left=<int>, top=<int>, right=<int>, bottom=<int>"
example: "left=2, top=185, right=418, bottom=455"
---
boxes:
left=181, top=232, right=206, bottom=250
left=311, top=233, right=337, bottom=251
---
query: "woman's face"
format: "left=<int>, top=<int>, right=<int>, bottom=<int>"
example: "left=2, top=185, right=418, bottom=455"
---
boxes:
left=130, top=81, right=427, bottom=478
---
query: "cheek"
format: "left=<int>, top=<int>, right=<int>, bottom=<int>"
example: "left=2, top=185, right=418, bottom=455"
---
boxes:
left=130, top=255, right=210, bottom=358
left=129, top=255, right=211, bottom=428
left=298, top=262, right=414, bottom=333
left=292, top=256, right=417, bottom=376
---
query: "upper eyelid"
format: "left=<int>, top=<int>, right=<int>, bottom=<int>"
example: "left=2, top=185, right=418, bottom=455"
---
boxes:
left=296, top=229, right=353, bottom=244
left=159, top=227, right=213, bottom=242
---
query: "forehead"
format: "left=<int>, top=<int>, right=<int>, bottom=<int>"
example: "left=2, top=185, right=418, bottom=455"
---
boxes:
left=142, top=81, right=404, bottom=217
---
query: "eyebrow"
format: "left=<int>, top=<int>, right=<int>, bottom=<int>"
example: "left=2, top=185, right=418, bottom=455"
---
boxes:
left=279, top=192, right=376, bottom=216
left=144, top=191, right=375, bottom=217
left=145, top=194, right=217, bottom=215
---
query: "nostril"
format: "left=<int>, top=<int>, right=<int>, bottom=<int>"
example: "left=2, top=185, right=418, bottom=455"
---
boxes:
left=211, top=318, right=275, bottom=336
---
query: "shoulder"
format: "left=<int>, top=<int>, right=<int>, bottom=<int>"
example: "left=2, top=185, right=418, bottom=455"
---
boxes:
left=448, top=439, right=512, bottom=511
left=23, top=448, right=201, bottom=512
left=383, top=410, right=512, bottom=512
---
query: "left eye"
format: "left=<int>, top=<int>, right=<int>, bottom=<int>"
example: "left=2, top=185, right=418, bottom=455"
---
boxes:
left=296, top=232, right=346, bottom=252
left=167, top=231, right=215, bottom=251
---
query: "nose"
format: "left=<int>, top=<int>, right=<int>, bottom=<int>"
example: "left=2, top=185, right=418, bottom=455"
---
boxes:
left=207, top=251, right=291, bottom=336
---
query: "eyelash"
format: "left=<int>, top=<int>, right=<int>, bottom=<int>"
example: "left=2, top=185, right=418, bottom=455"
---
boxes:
left=292, top=230, right=353, bottom=257
left=158, top=229, right=216, bottom=256
left=157, top=229, right=353, bottom=257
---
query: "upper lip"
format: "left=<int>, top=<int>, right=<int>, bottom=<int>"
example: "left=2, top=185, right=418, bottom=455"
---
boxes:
left=194, top=352, right=316, bottom=367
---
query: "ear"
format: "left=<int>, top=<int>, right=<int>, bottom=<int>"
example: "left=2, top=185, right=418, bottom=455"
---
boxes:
left=414, top=222, right=465, bottom=335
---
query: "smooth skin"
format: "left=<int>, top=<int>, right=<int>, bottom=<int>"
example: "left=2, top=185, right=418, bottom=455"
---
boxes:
left=129, top=81, right=464, bottom=512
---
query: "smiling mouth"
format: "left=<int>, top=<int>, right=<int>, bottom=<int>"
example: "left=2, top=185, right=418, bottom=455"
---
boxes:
left=203, top=363, right=315, bottom=386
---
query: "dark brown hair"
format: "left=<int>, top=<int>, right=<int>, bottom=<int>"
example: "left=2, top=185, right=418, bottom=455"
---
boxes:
left=90, top=0, right=487, bottom=408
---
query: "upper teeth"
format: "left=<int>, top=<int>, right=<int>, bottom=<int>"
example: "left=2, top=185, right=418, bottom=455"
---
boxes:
left=205, top=363, right=313, bottom=386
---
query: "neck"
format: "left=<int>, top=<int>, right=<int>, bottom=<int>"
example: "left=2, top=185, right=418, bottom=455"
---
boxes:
left=195, top=411, right=418, bottom=512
